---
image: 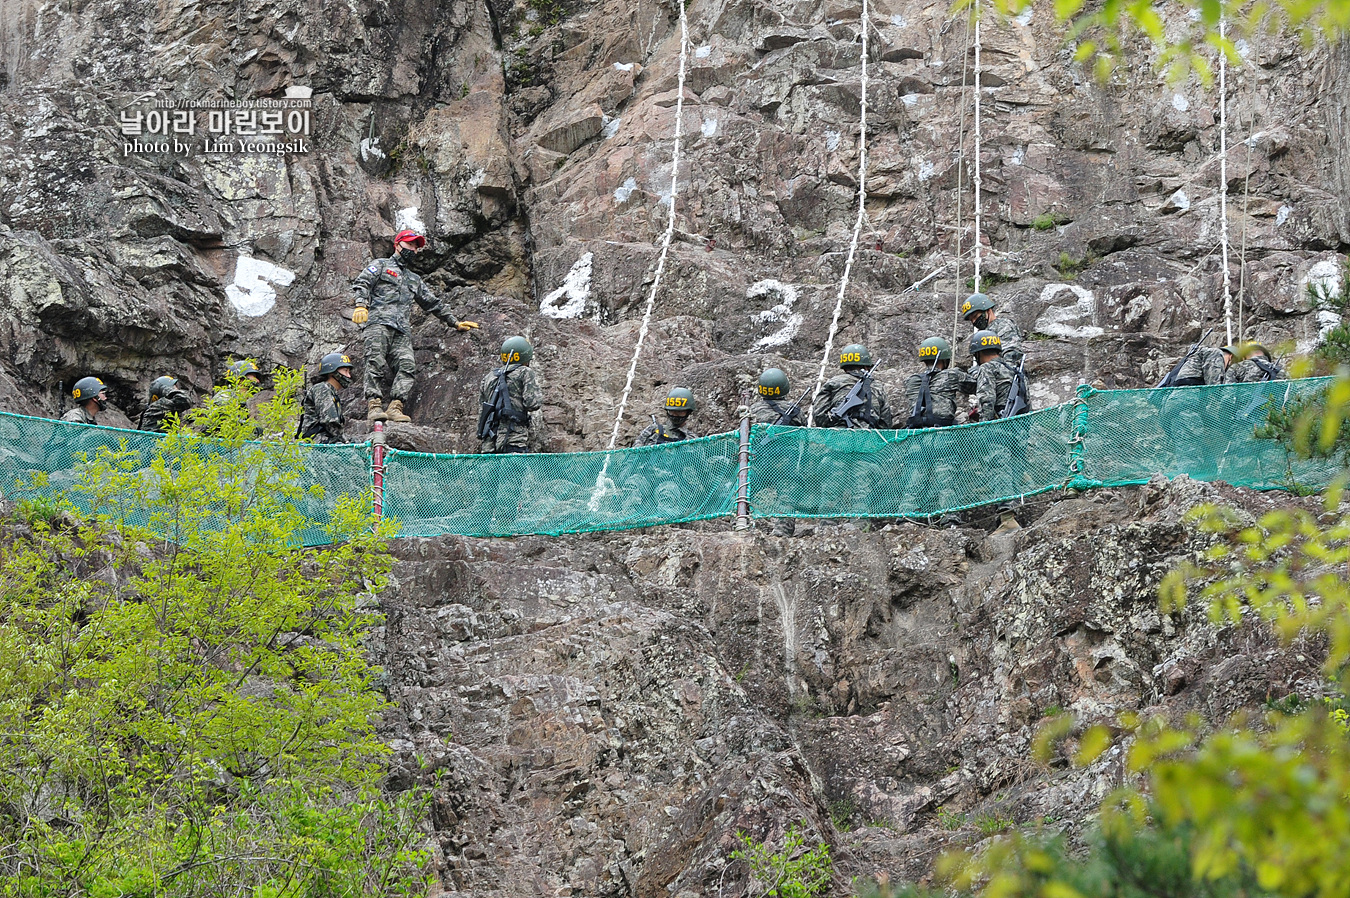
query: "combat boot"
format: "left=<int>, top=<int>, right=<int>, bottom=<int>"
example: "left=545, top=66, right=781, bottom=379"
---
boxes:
left=367, top=398, right=387, bottom=423
left=385, top=399, right=411, bottom=423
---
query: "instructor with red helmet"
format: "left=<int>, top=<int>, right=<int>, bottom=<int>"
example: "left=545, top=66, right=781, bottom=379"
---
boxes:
left=351, top=229, right=478, bottom=423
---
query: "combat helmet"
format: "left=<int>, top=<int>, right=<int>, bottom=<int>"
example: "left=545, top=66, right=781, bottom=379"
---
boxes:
left=758, top=368, right=790, bottom=397
left=838, top=344, right=873, bottom=368
left=969, top=329, right=1002, bottom=356
left=664, top=386, right=697, bottom=417
left=1236, top=341, right=1270, bottom=361
left=918, top=337, right=952, bottom=363
left=229, top=359, right=261, bottom=381
left=961, top=293, right=995, bottom=321
left=317, top=352, right=353, bottom=377
left=72, top=376, right=107, bottom=401
left=148, top=376, right=179, bottom=403
left=500, top=336, right=533, bottom=366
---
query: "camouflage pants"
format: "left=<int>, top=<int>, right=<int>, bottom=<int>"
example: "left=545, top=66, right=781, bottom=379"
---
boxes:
left=363, top=325, right=415, bottom=403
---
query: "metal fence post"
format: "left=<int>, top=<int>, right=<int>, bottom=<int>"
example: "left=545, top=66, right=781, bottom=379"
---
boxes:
left=736, top=409, right=752, bottom=530
left=371, top=422, right=386, bottom=529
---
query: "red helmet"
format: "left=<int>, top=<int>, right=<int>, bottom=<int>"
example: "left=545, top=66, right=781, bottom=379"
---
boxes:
left=394, top=229, right=426, bottom=249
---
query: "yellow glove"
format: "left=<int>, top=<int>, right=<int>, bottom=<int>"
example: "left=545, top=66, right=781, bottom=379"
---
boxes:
left=456, top=321, right=480, bottom=331
left=352, top=307, right=368, bottom=324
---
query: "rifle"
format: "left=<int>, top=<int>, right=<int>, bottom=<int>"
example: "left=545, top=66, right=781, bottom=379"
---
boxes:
left=477, top=365, right=526, bottom=440
left=830, top=358, right=883, bottom=428
left=1251, top=356, right=1283, bottom=381
left=1001, top=357, right=1030, bottom=418
left=771, top=388, right=812, bottom=426
left=1155, top=328, right=1214, bottom=388
left=908, top=356, right=940, bottom=427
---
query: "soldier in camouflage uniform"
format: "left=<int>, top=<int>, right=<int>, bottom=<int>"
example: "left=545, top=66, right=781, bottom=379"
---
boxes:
left=298, top=352, right=352, bottom=444
left=969, top=330, right=1028, bottom=421
left=1171, top=342, right=1231, bottom=386
left=962, top=293, right=1023, bottom=367
left=139, top=376, right=193, bottom=432
left=750, top=368, right=807, bottom=427
left=478, top=336, right=545, bottom=454
left=750, top=368, right=805, bottom=535
left=969, top=330, right=1030, bottom=531
left=812, top=344, right=892, bottom=429
left=902, top=337, right=971, bottom=428
left=351, top=229, right=479, bottom=424
left=61, top=376, right=109, bottom=425
left=636, top=387, right=698, bottom=446
left=1225, top=342, right=1284, bottom=383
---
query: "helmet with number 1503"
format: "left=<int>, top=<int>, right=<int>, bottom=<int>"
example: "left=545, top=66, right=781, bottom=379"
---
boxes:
left=918, top=337, right=952, bottom=363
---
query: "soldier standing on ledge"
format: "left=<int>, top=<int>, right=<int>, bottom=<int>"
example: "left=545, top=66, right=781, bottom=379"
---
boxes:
left=812, top=344, right=892, bottom=429
left=478, top=336, right=545, bottom=454
left=62, top=377, right=109, bottom=425
left=1225, top=342, right=1284, bottom=383
left=636, top=388, right=698, bottom=445
left=298, top=352, right=353, bottom=444
left=351, top=229, right=479, bottom=424
left=961, top=293, right=1024, bottom=367
left=750, top=368, right=808, bottom=427
left=139, top=376, right=194, bottom=432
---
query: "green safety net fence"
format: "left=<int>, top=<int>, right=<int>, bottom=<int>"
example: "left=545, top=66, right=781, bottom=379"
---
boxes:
left=382, top=433, right=742, bottom=537
left=0, top=378, right=1340, bottom=542
left=0, top=412, right=371, bottom=547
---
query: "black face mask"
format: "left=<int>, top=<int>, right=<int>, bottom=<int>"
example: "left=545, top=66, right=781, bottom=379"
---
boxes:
left=334, top=370, right=352, bottom=388
left=973, top=312, right=991, bottom=330
left=397, top=247, right=417, bottom=264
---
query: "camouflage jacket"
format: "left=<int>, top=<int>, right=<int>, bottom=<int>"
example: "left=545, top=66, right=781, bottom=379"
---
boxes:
left=60, top=406, right=97, bottom=425
left=988, top=314, right=1024, bottom=367
left=352, top=256, right=460, bottom=334
left=299, top=381, right=344, bottom=444
left=1225, top=358, right=1285, bottom=384
left=1174, top=345, right=1228, bottom=385
left=139, top=390, right=192, bottom=432
left=973, top=357, right=1024, bottom=420
left=750, top=396, right=806, bottom=427
left=901, top=367, right=971, bottom=427
left=811, top=372, right=893, bottom=429
left=635, top=416, right=695, bottom=446
left=478, top=364, right=545, bottom=453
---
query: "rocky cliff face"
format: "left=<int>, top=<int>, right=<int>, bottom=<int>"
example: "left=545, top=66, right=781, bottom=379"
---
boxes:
left=1, top=1, right=1343, bottom=893
left=374, top=477, right=1326, bottom=894
left=1, top=0, right=1347, bottom=439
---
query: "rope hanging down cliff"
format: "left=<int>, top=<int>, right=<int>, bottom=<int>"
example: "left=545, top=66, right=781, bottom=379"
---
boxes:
left=604, top=0, right=691, bottom=451
left=972, top=4, right=984, bottom=294
left=1219, top=16, right=1233, bottom=346
left=808, top=0, right=871, bottom=425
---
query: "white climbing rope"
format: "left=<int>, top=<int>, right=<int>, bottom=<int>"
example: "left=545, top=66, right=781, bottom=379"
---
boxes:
left=952, top=4, right=973, bottom=345
left=807, top=0, right=870, bottom=426
left=604, top=0, right=690, bottom=450
left=1219, top=16, right=1233, bottom=346
left=587, top=0, right=690, bottom=511
left=972, top=6, right=983, bottom=294
left=1239, top=103, right=1254, bottom=343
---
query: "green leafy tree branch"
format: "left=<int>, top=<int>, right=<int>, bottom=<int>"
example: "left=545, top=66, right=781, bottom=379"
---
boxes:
left=0, top=371, right=430, bottom=896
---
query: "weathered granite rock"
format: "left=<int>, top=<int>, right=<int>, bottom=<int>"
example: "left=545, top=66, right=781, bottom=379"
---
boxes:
left=370, top=478, right=1330, bottom=892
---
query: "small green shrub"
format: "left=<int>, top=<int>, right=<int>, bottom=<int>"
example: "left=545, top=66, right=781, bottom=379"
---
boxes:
left=730, top=823, right=832, bottom=898
left=1032, top=211, right=1067, bottom=231
left=974, top=813, right=1015, bottom=836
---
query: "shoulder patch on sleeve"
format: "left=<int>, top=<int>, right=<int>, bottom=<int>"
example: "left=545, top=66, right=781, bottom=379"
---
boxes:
left=366, top=264, right=380, bottom=273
